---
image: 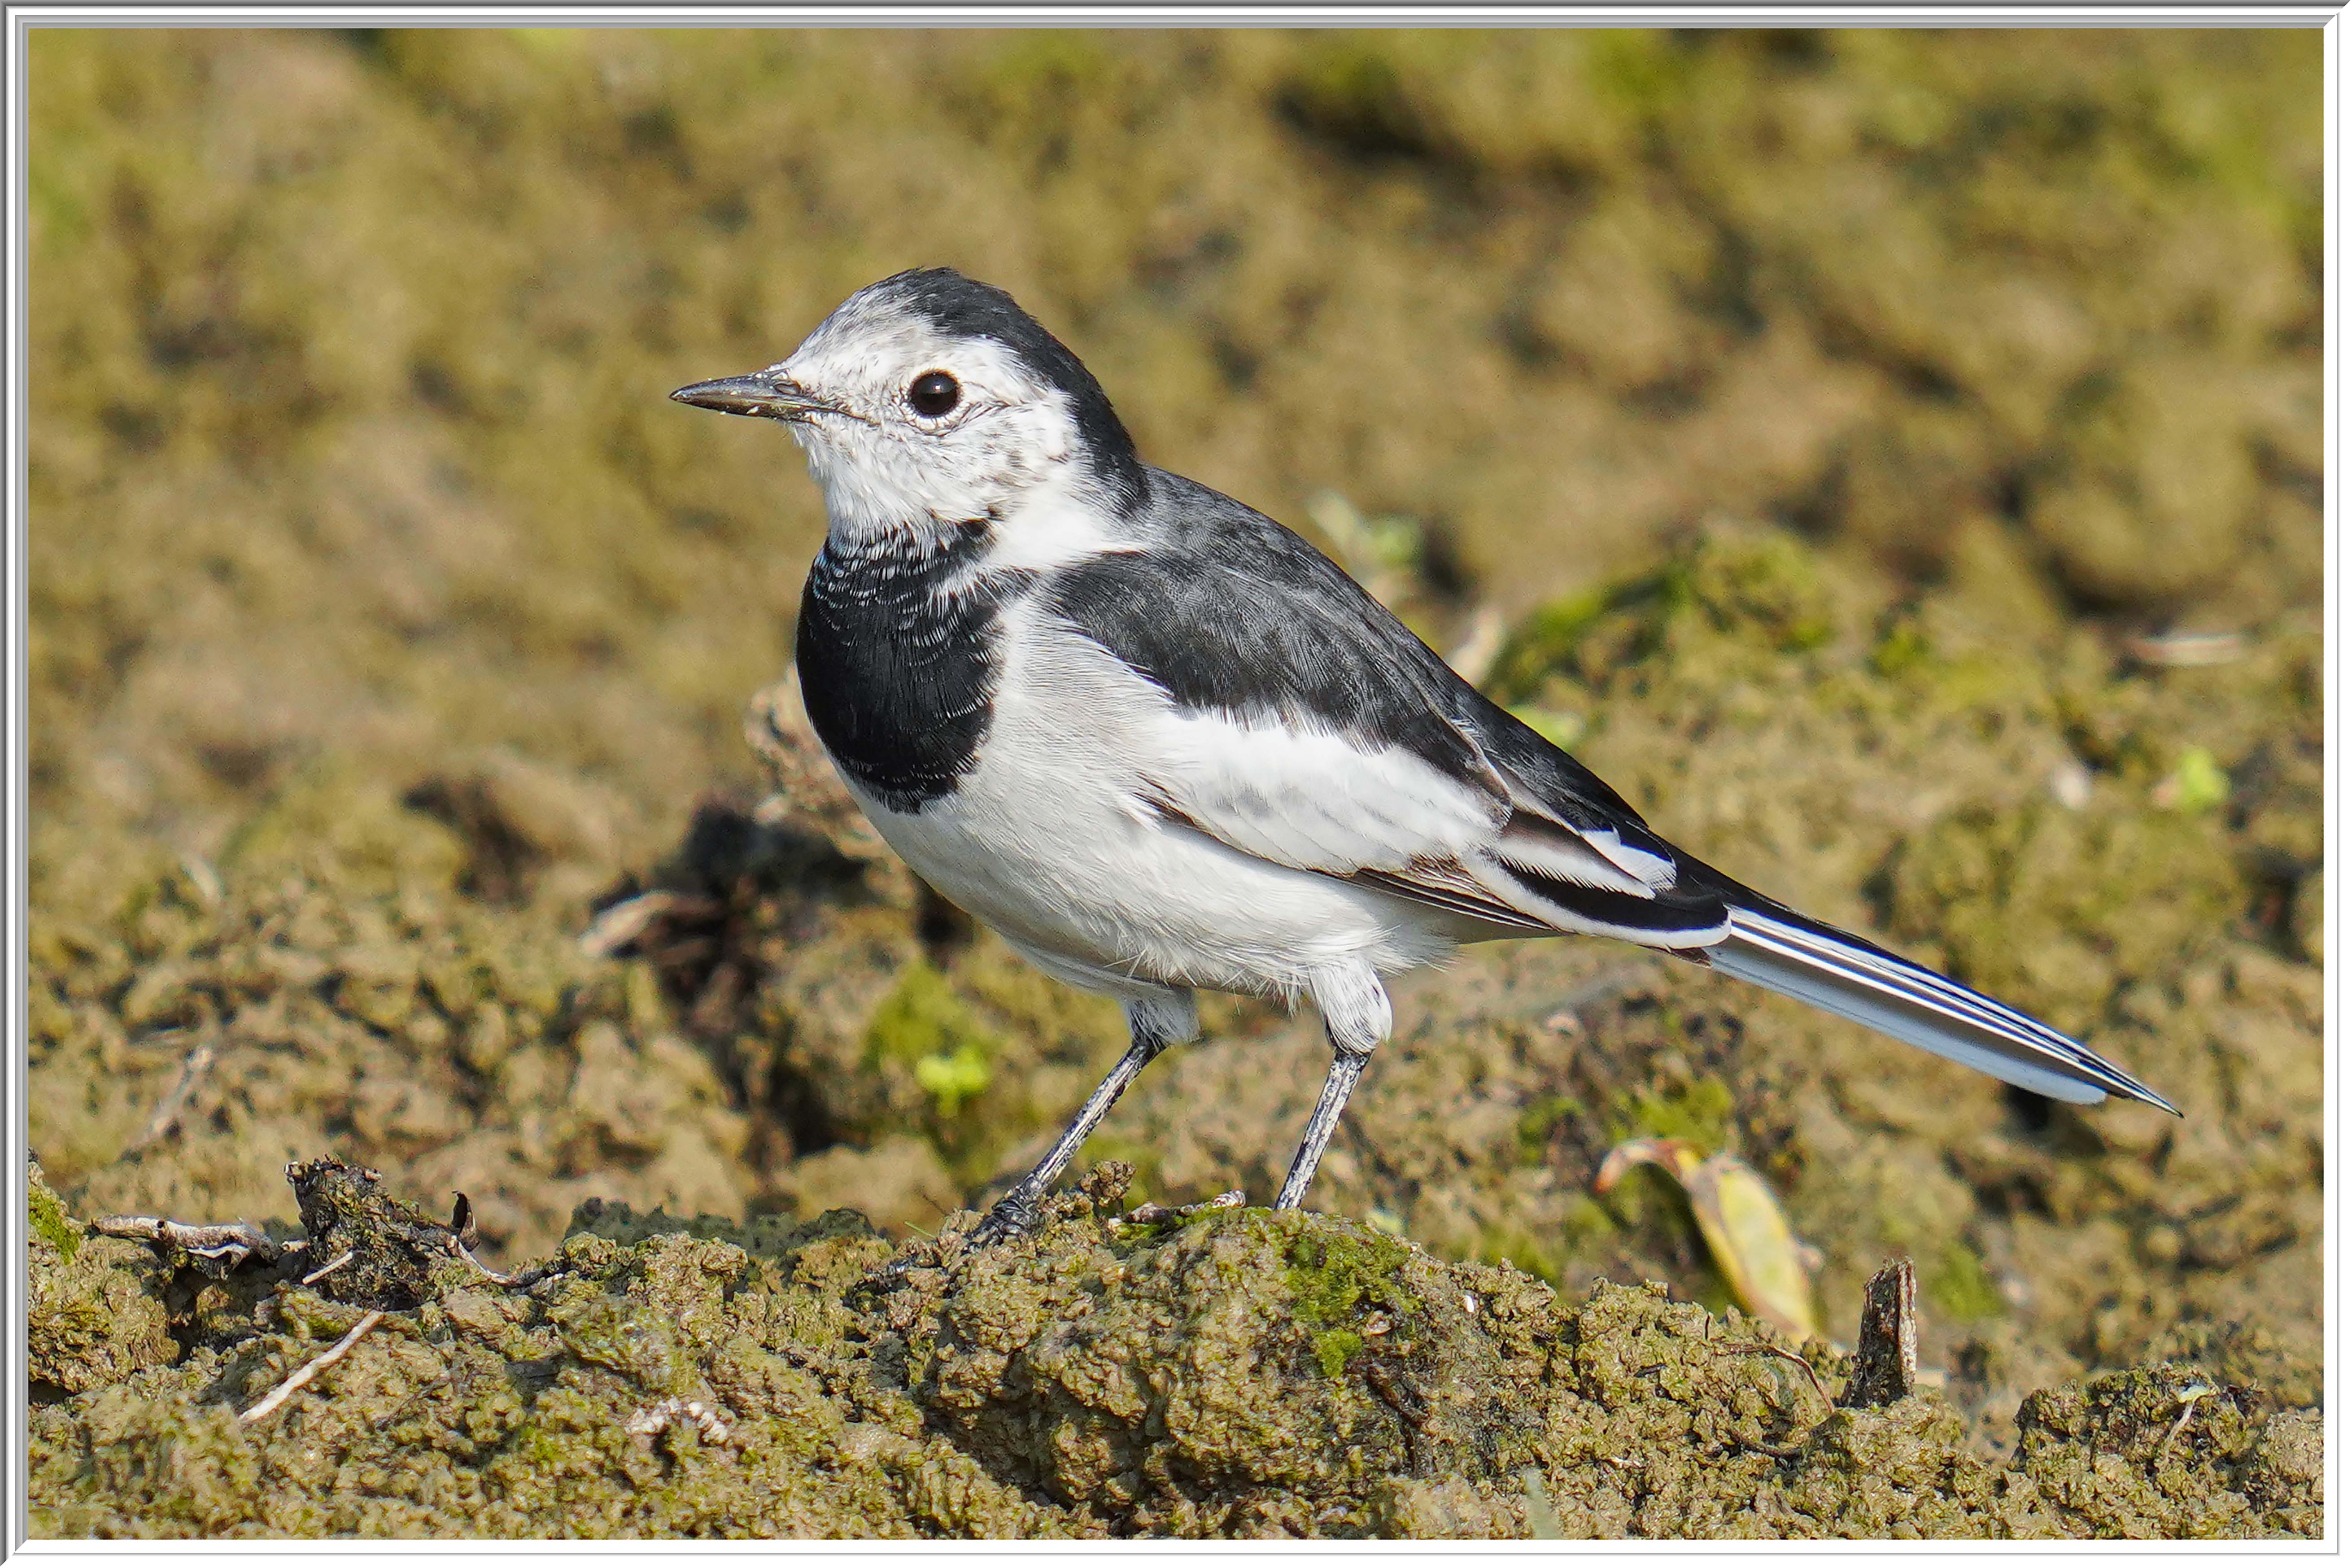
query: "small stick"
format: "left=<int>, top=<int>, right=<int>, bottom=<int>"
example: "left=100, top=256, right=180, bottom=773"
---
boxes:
left=1731, top=1341, right=1833, bottom=1413
left=1732, top=1432, right=1805, bottom=1461
left=179, top=854, right=225, bottom=908
left=579, top=890, right=721, bottom=959
left=127, top=1040, right=217, bottom=1154
left=453, top=1240, right=519, bottom=1286
left=445, top=1193, right=551, bottom=1289
left=2122, top=630, right=2245, bottom=669
left=372, top=1372, right=454, bottom=1433
left=238, top=1310, right=384, bottom=1424
left=1113, top=1190, right=1246, bottom=1227
left=299, top=1249, right=355, bottom=1287
left=93, top=1214, right=284, bottom=1267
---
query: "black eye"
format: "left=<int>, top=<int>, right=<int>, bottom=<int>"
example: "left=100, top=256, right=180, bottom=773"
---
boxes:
left=908, top=370, right=960, bottom=418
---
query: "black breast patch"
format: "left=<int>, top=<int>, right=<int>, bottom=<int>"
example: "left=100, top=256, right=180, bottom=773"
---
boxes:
left=796, top=528, right=1029, bottom=814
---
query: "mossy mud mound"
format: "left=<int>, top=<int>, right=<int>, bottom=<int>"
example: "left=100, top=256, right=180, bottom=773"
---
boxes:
left=26, top=1158, right=2319, bottom=1539
left=28, top=529, right=2322, bottom=1538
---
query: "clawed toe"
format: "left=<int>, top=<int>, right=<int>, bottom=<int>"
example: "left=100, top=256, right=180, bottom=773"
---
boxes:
left=966, top=1192, right=1042, bottom=1249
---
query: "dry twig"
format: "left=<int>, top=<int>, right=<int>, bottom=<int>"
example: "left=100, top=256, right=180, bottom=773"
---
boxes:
left=444, top=1191, right=554, bottom=1289
left=1113, top=1189, right=1245, bottom=1227
left=300, top=1249, right=356, bottom=1287
left=1730, top=1340, right=1833, bottom=1413
left=1731, top=1432, right=1806, bottom=1461
left=238, top=1310, right=384, bottom=1425
left=93, top=1214, right=288, bottom=1267
left=178, top=854, right=225, bottom=908
left=579, top=890, right=721, bottom=959
left=2122, top=629, right=2246, bottom=669
left=2160, top=1381, right=2218, bottom=1452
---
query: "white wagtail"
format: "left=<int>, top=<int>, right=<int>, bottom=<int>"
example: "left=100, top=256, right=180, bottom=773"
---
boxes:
left=674, top=267, right=2175, bottom=1242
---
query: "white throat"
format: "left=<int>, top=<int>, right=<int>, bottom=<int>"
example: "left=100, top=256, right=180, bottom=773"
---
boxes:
left=797, top=421, right=1140, bottom=572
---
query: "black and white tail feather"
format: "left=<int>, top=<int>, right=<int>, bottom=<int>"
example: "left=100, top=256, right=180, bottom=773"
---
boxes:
left=672, top=265, right=2176, bottom=1244
left=1701, top=902, right=2167, bottom=1109
left=1345, top=767, right=2175, bottom=1112
left=1349, top=697, right=2170, bottom=1110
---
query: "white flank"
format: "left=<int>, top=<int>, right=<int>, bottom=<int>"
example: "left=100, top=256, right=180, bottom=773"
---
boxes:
left=1140, top=707, right=1502, bottom=877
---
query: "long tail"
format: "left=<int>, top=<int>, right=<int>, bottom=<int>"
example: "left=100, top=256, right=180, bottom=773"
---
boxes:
left=1693, top=894, right=2177, bottom=1114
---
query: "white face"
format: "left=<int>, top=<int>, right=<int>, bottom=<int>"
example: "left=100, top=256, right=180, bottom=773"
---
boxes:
left=759, top=287, right=1089, bottom=542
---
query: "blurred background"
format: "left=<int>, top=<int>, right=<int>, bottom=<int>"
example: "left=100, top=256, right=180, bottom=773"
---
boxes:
left=28, top=29, right=2322, bottom=1413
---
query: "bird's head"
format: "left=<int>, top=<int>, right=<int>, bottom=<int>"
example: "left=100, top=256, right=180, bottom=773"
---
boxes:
left=673, top=268, right=1146, bottom=543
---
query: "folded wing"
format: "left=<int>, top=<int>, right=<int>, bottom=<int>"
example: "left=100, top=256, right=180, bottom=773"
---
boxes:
left=1044, top=469, right=2172, bottom=1114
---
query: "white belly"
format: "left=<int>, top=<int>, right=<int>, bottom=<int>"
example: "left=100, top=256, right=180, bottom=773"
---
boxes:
left=838, top=614, right=1462, bottom=1000
left=849, top=762, right=1456, bottom=1000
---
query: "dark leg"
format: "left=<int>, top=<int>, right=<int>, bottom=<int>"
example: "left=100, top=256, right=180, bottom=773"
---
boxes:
left=1273, top=1038, right=1373, bottom=1211
left=970, top=1005, right=1175, bottom=1246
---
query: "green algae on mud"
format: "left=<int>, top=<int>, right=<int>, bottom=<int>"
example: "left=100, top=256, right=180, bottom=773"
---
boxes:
left=25, top=1159, right=2320, bottom=1539
left=27, top=1161, right=176, bottom=1399
left=23, top=719, right=1134, bottom=1259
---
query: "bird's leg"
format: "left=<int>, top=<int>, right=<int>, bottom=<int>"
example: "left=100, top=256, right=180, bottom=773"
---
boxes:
left=1276, top=964, right=1391, bottom=1212
left=969, top=1004, right=1176, bottom=1247
left=1274, top=1035, right=1374, bottom=1211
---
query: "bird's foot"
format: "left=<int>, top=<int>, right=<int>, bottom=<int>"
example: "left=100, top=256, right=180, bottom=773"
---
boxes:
left=881, top=1192, right=1039, bottom=1279
left=964, top=1190, right=1044, bottom=1250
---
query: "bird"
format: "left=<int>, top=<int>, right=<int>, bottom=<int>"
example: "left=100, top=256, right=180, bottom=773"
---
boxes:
left=672, top=266, right=2176, bottom=1243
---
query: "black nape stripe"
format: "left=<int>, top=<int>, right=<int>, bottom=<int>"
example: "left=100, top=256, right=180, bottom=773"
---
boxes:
left=796, top=527, right=1030, bottom=813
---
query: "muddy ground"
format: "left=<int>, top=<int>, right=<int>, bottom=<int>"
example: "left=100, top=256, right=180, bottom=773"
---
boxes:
left=27, top=29, right=2321, bottom=1538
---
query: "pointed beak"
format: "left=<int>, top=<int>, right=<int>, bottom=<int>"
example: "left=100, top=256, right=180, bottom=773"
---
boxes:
left=669, top=371, right=838, bottom=420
